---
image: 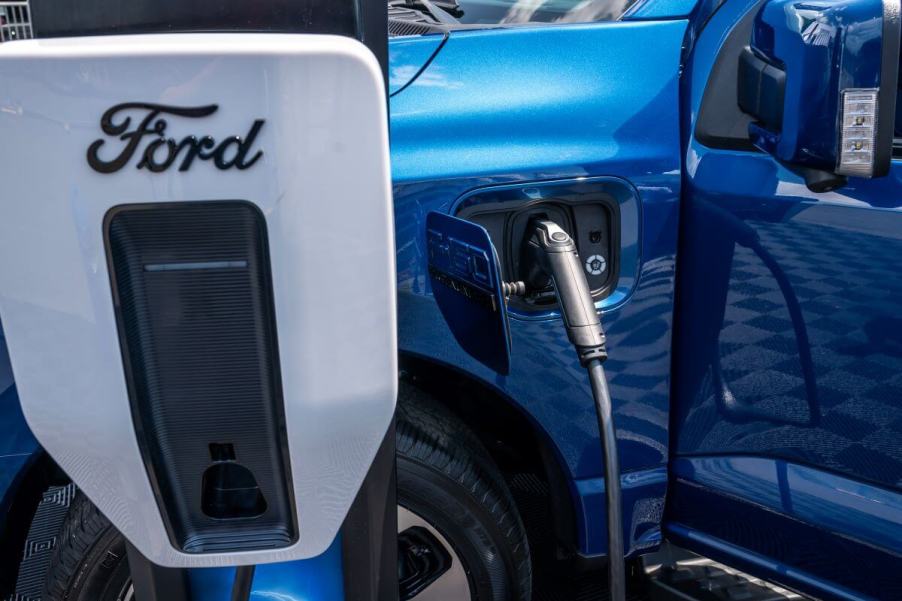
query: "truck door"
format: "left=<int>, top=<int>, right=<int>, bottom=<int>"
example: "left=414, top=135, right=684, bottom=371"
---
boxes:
left=670, top=0, right=902, bottom=599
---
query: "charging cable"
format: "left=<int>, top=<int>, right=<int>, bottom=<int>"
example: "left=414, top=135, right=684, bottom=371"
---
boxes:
left=511, top=219, right=625, bottom=601
left=231, top=566, right=255, bottom=601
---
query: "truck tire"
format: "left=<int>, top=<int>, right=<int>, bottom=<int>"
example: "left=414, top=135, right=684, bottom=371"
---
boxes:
left=396, top=386, right=532, bottom=601
left=41, top=387, right=532, bottom=601
left=43, top=491, right=131, bottom=601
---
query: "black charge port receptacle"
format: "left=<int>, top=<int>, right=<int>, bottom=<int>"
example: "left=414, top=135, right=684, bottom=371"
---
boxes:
left=458, top=193, right=620, bottom=312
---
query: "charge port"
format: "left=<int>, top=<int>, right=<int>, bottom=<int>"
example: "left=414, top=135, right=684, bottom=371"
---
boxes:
left=457, top=193, right=619, bottom=313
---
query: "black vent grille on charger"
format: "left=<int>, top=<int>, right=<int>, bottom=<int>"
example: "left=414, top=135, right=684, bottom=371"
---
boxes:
left=105, top=201, right=296, bottom=554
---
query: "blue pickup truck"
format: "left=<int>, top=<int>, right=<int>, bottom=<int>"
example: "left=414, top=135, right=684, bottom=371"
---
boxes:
left=1, top=0, right=901, bottom=600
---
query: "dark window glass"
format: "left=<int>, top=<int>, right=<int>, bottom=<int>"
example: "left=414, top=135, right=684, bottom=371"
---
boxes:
left=31, top=0, right=360, bottom=39
left=451, top=0, right=639, bottom=25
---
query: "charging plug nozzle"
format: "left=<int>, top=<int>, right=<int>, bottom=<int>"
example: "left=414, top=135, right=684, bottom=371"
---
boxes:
left=523, top=219, right=607, bottom=365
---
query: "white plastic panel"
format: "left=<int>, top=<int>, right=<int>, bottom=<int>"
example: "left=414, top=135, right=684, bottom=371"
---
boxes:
left=0, top=34, right=396, bottom=567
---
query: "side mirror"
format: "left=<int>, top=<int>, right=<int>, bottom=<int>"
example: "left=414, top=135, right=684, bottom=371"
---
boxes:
left=738, top=0, right=901, bottom=191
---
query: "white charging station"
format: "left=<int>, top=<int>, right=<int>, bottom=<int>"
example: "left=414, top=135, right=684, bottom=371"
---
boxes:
left=0, top=34, right=396, bottom=567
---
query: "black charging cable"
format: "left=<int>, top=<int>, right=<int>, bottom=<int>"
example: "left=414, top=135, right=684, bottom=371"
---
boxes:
left=586, top=357, right=625, bottom=601
left=231, top=565, right=255, bottom=601
left=509, top=219, right=625, bottom=601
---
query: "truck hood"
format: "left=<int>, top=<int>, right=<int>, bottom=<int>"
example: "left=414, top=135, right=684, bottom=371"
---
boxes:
left=389, top=34, right=446, bottom=95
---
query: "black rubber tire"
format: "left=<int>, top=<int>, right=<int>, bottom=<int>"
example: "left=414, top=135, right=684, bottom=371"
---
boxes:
left=397, top=384, right=532, bottom=601
left=42, top=385, right=532, bottom=601
left=43, top=492, right=130, bottom=601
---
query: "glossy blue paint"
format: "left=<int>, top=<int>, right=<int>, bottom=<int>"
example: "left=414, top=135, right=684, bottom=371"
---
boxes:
left=747, top=0, right=888, bottom=171
left=0, top=453, right=31, bottom=520
left=671, top=0, right=902, bottom=596
left=665, top=522, right=874, bottom=601
left=679, top=22, right=902, bottom=483
left=388, top=34, right=446, bottom=96
left=666, top=458, right=902, bottom=599
left=188, top=536, right=344, bottom=601
left=391, top=22, right=684, bottom=182
left=0, top=384, right=35, bottom=510
left=575, top=467, right=667, bottom=556
left=392, top=20, right=685, bottom=555
left=623, top=0, right=702, bottom=19
left=0, top=321, right=40, bottom=552
left=674, top=457, right=902, bottom=555
left=0, top=322, right=38, bottom=469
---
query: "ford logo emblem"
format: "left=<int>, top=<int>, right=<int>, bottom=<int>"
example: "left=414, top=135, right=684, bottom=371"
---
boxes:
left=87, top=102, right=264, bottom=174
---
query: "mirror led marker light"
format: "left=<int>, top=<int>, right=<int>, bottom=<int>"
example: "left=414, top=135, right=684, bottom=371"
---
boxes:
left=837, top=88, right=879, bottom=177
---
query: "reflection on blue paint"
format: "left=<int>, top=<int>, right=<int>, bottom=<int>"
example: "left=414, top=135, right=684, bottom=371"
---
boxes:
left=623, top=0, right=700, bottom=19
left=666, top=457, right=902, bottom=600
left=672, top=0, right=902, bottom=597
left=188, top=536, right=344, bottom=601
left=677, top=55, right=902, bottom=494
left=666, top=522, right=868, bottom=601
left=388, top=35, right=446, bottom=96
left=673, top=457, right=902, bottom=555
left=0, top=322, right=38, bottom=461
left=0, top=454, right=31, bottom=518
left=575, top=467, right=667, bottom=556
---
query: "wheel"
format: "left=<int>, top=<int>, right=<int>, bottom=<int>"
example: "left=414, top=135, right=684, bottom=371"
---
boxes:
left=41, top=388, right=531, bottom=601
left=42, top=491, right=132, bottom=601
left=396, top=387, right=532, bottom=601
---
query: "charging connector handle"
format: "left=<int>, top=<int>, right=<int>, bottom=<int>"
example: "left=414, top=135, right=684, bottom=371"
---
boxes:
left=524, top=219, right=624, bottom=601
left=526, top=220, right=607, bottom=365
